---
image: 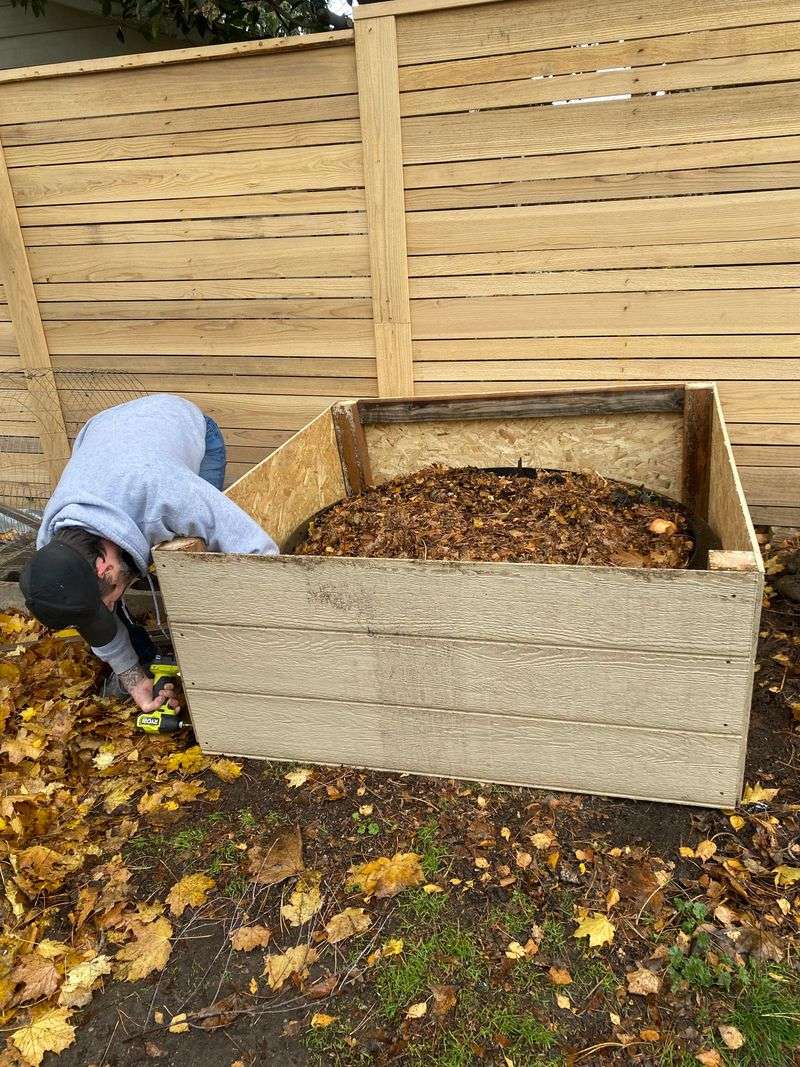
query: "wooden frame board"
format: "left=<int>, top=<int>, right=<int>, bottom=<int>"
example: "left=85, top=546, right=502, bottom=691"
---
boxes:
left=155, top=383, right=763, bottom=808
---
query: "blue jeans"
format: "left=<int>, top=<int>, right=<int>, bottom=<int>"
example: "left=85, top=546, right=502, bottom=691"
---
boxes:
left=198, top=416, right=227, bottom=491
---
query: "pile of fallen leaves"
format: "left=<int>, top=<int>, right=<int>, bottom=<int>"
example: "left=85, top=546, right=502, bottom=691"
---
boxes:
left=0, top=614, right=240, bottom=1065
left=294, top=466, right=694, bottom=567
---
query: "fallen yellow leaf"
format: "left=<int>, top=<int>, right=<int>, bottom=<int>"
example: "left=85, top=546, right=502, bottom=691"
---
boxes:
left=548, top=966, right=572, bottom=986
left=606, top=887, right=621, bottom=909
left=58, top=955, right=112, bottom=1008
left=115, top=917, right=173, bottom=982
left=718, top=1024, right=745, bottom=1050
left=555, top=993, right=571, bottom=1009
left=695, top=1051, right=723, bottom=1067
left=310, top=1013, right=336, bottom=1029
left=729, top=814, right=746, bottom=831
left=325, top=907, right=372, bottom=944
left=775, top=865, right=800, bottom=887
left=530, top=831, right=555, bottom=850
left=229, top=925, right=271, bottom=951
left=285, top=768, right=312, bottom=788
left=265, top=945, right=318, bottom=990
left=422, top=883, right=443, bottom=894
left=406, top=1001, right=427, bottom=1019
left=12, top=1006, right=75, bottom=1066
left=348, top=852, right=423, bottom=898
left=573, top=912, right=615, bottom=948
left=382, top=938, right=404, bottom=957
left=742, top=782, right=779, bottom=805
left=281, top=871, right=323, bottom=927
left=167, top=873, right=215, bottom=918
left=694, top=840, right=717, bottom=863
left=169, top=1012, right=189, bottom=1034
left=626, top=968, right=661, bottom=996
left=210, top=758, right=242, bottom=783
left=640, top=1029, right=660, bottom=1042
left=505, top=941, right=526, bottom=960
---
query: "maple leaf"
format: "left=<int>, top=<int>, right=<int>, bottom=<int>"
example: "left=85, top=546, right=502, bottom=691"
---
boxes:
left=229, top=925, right=271, bottom=952
left=58, top=955, right=112, bottom=1008
left=742, top=782, right=779, bottom=805
left=115, top=917, right=173, bottom=981
left=10, top=954, right=60, bottom=1005
left=774, top=865, right=800, bottom=887
left=162, top=746, right=208, bottom=775
left=348, top=852, right=424, bottom=898
left=210, top=758, right=242, bottom=783
left=280, top=871, right=323, bottom=927
left=167, top=873, right=215, bottom=917
left=13, top=845, right=83, bottom=894
left=285, top=768, right=312, bottom=788
left=11, top=1006, right=75, bottom=1066
left=325, top=907, right=372, bottom=944
left=626, top=968, right=661, bottom=996
left=247, top=825, right=304, bottom=886
left=264, top=945, right=318, bottom=991
left=310, top=1013, right=336, bottom=1029
left=573, top=912, right=615, bottom=948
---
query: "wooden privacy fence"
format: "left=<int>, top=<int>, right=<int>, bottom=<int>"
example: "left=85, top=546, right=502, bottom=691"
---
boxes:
left=0, top=0, right=798, bottom=524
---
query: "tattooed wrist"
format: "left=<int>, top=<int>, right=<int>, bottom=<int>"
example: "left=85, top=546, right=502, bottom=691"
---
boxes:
left=117, top=664, right=149, bottom=694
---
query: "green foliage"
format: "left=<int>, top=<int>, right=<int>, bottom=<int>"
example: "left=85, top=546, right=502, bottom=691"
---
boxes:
left=351, top=811, right=381, bottom=837
left=666, top=941, right=734, bottom=993
left=725, top=964, right=800, bottom=1067
left=415, top=817, right=448, bottom=879
left=376, top=926, right=485, bottom=1021
left=672, top=896, right=709, bottom=934
left=398, top=888, right=449, bottom=925
left=10, top=0, right=351, bottom=43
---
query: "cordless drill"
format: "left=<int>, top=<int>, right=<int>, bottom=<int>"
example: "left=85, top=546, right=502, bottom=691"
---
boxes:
left=135, top=656, right=188, bottom=733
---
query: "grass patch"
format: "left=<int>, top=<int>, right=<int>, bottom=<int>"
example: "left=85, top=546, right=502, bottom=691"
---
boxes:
left=415, top=817, right=448, bottom=879
left=376, top=925, right=485, bottom=1021
left=398, top=887, right=450, bottom=925
left=723, top=964, right=800, bottom=1067
left=488, top=887, right=538, bottom=940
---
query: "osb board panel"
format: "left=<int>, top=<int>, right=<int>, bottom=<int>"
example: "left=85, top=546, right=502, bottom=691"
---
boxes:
left=364, top=411, right=683, bottom=496
left=186, top=689, right=744, bottom=808
left=173, top=622, right=752, bottom=734
left=225, top=408, right=344, bottom=549
left=157, top=552, right=760, bottom=658
left=709, top=391, right=762, bottom=559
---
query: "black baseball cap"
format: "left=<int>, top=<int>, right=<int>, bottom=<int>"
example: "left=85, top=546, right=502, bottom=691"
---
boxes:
left=19, top=541, right=118, bottom=647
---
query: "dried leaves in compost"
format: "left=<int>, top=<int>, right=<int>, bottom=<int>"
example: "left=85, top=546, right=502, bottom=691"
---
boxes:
left=294, top=466, right=694, bottom=567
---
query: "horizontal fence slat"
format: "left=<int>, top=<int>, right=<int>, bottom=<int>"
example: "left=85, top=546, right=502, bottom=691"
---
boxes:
left=401, top=84, right=800, bottom=165
left=10, top=143, right=364, bottom=207
left=37, top=299, right=374, bottom=321
left=0, top=44, right=357, bottom=123
left=27, top=236, right=371, bottom=282
left=399, top=20, right=800, bottom=91
left=415, top=358, right=800, bottom=382
left=395, top=0, right=800, bottom=65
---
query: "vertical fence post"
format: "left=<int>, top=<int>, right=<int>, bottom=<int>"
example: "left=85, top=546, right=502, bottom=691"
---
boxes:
left=0, top=133, right=69, bottom=488
left=354, top=14, right=414, bottom=398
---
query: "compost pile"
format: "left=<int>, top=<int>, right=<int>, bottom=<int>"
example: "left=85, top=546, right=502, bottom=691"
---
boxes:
left=293, top=465, right=694, bottom=567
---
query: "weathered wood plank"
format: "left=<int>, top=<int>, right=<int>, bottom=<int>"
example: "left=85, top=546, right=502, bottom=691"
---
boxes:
left=414, top=359, right=800, bottom=382
left=173, top=621, right=753, bottom=735
left=739, top=465, right=800, bottom=507
left=399, top=20, right=800, bottom=91
left=186, top=687, right=745, bottom=807
left=0, top=132, right=68, bottom=485
left=359, top=386, right=684, bottom=424
left=394, top=0, right=800, bottom=66
left=401, top=83, right=800, bottom=165
left=355, top=15, right=413, bottom=396
left=708, top=388, right=762, bottom=558
left=331, top=400, right=372, bottom=495
left=155, top=552, right=758, bottom=658
left=10, top=143, right=364, bottom=207
left=682, top=384, right=714, bottom=521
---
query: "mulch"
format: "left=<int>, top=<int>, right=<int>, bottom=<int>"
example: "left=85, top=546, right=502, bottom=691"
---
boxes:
left=293, top=465, right=694, bottom=568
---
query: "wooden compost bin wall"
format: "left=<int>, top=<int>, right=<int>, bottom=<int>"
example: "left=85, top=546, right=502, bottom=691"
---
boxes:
left=0, top=0, right=798, bottom=524
left=156, top=386, right=763, bottom=809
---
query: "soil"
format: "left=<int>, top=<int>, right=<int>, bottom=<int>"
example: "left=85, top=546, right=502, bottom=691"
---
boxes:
left=50, top=567, right=799, bottom=1067
left=293, top=466, right=694, bottom=568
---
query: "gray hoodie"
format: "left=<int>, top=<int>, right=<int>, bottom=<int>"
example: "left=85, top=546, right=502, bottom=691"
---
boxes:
left=38, top=393, right=278, bottom=673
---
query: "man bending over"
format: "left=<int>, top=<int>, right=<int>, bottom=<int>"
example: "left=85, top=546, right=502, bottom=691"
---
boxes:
left=20, top=394, right=277, bottom=712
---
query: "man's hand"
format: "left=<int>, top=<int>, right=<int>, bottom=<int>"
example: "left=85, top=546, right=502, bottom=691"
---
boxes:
left=117, top=664, right=182, bottom=713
